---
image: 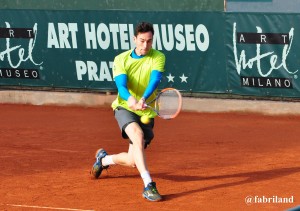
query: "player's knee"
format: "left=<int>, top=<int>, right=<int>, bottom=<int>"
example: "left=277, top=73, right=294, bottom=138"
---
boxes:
left=132, top=139, right=145, bottom=149
left=128, top=161, right=136, bottom=168
left=127, top=159, right=136, bottom=168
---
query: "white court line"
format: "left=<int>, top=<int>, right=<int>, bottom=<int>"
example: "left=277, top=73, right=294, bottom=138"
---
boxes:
left=6, top=204, right=94, bottom=211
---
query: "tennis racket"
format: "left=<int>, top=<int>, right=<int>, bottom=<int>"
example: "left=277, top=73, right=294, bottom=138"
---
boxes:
left=145, top=88, right=182, bottom=119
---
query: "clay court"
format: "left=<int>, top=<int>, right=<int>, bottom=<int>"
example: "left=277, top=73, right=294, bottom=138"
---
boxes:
left=0, top=103, right=299, bottom=211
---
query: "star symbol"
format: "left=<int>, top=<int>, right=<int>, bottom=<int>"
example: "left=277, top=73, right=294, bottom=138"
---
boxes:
left=166, top=73, right=175, bottom=82
left=179, top=73, right=188, bottom=83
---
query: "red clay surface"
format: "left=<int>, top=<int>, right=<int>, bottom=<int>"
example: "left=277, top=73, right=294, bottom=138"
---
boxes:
left=0, top=104, right=300, bottom=211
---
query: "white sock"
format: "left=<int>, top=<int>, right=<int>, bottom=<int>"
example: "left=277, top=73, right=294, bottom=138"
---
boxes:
left=141, top=171, right=152, bottom=187
left=102, top=155, right=115, bottom=166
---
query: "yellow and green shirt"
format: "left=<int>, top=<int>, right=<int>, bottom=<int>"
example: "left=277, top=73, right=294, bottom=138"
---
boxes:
left=112, top=48, right=165, bottom=118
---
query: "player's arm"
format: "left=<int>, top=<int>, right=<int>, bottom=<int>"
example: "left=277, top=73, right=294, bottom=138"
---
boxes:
left=142, top=52, right=165, bottom=101
left=136, top=70, right=162, bottom=110
left=142, top=70, right=162, bottom=100
left=114, top=74, right=138, bottom=110
left=114, top=74, right=130, bottom=100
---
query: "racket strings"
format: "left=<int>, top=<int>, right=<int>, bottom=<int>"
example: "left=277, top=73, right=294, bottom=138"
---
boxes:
left=156, top=90, right=181, bottom=119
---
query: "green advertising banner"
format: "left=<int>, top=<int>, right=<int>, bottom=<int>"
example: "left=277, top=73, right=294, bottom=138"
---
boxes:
left=226, top=13, right=300, bottom=98
left=0, top=9, right=227, bottom=93
left=0, top=0, right=224, bottom=12
left=3, top=9, right=300, bottom=99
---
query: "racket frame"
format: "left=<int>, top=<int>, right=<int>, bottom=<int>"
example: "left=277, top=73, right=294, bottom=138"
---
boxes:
left=145, top=88, right=182, bottom=119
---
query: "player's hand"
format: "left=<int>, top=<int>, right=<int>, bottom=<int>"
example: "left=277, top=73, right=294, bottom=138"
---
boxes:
left=136, top=97, right=146, bottom=110
left=127, top=96, right=138, bottom=110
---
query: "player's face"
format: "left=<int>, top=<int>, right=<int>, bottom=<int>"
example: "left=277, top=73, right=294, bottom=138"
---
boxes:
left=134, top=31, right=153, bottom=56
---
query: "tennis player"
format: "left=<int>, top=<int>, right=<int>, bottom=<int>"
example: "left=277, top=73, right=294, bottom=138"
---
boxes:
left=91, top=21, right=166, bottom=202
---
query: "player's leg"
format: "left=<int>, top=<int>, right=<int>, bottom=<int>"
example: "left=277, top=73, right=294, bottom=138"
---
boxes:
left=91, top=107, right=161, bottom=201
left=124, top=121, right=162, bottom=201
left=91, top=107, right=139, bottom=173
left=105, top=145, right=135, bottom=167
left=101, top=122, right=149, bottom=177
left=104, top=120, right=154, bottom=167
left=93, top=122, right=147, bottom=172
left=124, top=122, right=148, bottom=173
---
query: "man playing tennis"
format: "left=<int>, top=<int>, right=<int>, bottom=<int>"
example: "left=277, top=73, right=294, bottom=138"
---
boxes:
left=90, top=21, right=165, bottom=202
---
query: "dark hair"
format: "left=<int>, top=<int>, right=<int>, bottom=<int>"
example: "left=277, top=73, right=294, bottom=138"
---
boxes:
left=134, top=22, right=154, bottom=36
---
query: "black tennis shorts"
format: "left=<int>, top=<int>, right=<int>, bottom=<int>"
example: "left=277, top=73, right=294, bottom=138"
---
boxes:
left=114, top=106, right=154, bottom=149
